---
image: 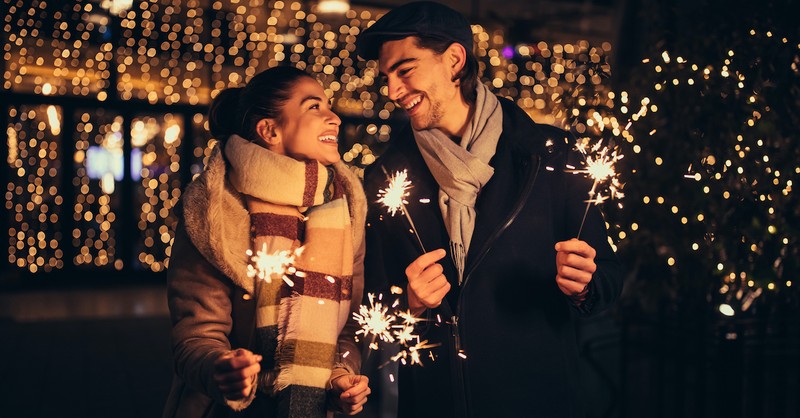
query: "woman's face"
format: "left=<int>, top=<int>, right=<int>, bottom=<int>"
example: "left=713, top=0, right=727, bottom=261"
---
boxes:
left=272, top=77, right=342, bottom=166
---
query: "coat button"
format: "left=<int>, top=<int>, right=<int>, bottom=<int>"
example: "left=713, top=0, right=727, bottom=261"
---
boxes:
left=242, top=293, right=252, bottom=301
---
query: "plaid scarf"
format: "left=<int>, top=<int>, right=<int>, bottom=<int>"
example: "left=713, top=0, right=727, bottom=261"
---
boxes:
left=225, top=135, right=354, bottom=418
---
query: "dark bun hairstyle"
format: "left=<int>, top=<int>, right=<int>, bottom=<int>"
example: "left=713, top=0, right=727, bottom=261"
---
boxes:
left=207, top=66, right=314, bottom=142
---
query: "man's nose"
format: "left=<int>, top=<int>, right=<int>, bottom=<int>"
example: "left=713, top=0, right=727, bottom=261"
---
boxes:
left=387, top=76, right=405, bottom=102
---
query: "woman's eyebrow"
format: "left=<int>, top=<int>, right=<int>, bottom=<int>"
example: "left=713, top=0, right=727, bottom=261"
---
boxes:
left=300, top=95, right=323, bottom=105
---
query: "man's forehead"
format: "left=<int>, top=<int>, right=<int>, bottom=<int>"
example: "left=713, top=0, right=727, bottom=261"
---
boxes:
left=378, top=38, right=424, bottom=72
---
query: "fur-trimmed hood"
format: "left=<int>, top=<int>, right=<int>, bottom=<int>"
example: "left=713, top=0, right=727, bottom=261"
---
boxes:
left=180, top=143, right=367, bottom=295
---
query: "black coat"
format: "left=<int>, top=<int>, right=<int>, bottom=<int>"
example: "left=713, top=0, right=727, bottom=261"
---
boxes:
left=363, top=98, right=624, bottom=418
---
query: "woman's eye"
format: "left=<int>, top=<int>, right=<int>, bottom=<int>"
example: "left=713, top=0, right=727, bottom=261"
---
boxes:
left=309, top=103, right=320, bottom=110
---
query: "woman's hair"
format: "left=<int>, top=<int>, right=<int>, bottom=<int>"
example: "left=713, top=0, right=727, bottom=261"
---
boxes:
left=415, top=36, right=480, bottom=104
left=208, top=66, right=313, bottom=142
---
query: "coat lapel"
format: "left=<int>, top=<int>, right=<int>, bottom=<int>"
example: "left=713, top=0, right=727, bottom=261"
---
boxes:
left=465, top=99, right=545, bottom=277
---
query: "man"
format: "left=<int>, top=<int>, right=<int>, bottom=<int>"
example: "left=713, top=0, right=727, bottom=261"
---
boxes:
left=356, top=2, right=623, bottom=417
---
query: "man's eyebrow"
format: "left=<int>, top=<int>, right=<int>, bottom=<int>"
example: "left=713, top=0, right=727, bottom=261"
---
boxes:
left=380, top=57, right=419, bottom=77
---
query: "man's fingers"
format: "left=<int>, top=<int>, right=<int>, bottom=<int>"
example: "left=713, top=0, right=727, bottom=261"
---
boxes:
left=556, top=275, right=587, bottom=295
left=557, top=264, right=594, bottom=283
left=422, top=280, right=451, bottom=308
left=406, top=249, right=447, bottom=277
left=416, top=263, right=444, bottom=283
left=555, top=239, right=597, bottom=259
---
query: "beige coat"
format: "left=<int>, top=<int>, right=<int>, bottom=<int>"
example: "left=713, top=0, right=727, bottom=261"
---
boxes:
left=162, top=146, right=366, bottom=418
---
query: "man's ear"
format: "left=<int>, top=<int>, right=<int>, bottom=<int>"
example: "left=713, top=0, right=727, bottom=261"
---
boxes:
left=445, top=42, right=467, bottom=82
left=255, top=118, right=281, bottom=146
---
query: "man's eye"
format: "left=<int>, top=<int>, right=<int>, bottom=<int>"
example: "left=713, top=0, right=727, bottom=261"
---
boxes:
left=399, top=68, right=412, bottom=76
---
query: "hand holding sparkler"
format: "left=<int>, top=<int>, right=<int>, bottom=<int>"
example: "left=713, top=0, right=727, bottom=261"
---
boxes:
left=554, top=239, right=597, bottom=303
left=330, top=374, right=371, bottom=415
left=404, top=249, right=451, bottom=316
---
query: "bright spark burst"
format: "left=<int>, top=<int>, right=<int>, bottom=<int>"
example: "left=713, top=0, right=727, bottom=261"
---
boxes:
left=570, top=138, right=625, bottom=239
left=572, top=138, right=625, bottom=202
left=353, top=297, right=436, bottom=367
left=245, top=243, right=304, bottom=286
left=377, top=169, right=411, bottom=216
left=393, top=324, right=417, bottom=345
left=353, top=293, right=396, bottom=345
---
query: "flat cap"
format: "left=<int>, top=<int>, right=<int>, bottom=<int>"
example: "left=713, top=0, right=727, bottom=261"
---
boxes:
left=356, top=1, right=473, bottom=60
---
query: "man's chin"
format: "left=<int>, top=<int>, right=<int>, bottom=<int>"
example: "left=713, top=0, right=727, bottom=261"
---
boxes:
left=409, top=117, right=430, bottom=131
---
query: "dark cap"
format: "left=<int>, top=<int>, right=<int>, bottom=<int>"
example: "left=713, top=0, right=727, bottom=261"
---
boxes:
left=356, top=1, right=473, bottom=61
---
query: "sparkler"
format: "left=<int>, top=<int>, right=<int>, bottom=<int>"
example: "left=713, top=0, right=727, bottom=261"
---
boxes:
left=245, top=243, right=304, bottom=287
left=353, top=293, right=397, bottom=348
left=353, top=293, right=438, bottom=367
left=570, top=138, right=625, bottom=239
left=377, top=166, right=427, bottom=253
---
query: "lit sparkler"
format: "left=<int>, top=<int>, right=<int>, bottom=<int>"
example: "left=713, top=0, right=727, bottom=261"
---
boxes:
left=245, top=243, right=304, bottom=287
left=353, top=295, right=437, bottom=367
left=569, top=138, right=625, bottom=238
left=377, top=166, right=427, bottom=252
left=377, top=168, right=411, bottom=216
left=353, top=293, right=397, bottom=347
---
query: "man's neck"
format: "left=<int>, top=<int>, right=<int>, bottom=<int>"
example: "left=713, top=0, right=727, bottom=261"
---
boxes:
left=437, top=96, right=473, bottom=139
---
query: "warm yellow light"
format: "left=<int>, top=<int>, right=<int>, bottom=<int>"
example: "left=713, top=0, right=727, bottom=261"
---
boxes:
left=719, top=304, right=734, bottom=317
left=317, top=0, right=349, bottom=14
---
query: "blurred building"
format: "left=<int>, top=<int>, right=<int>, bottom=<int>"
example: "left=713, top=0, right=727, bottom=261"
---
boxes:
left=1, top=0, right=619, bottom=287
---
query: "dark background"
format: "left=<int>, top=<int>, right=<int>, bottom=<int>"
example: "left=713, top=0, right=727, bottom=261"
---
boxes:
left=1, top=0, right=798, bottom=417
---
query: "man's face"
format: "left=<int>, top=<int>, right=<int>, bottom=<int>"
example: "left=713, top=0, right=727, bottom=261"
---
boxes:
left=378, top=37, right=462, bottom=132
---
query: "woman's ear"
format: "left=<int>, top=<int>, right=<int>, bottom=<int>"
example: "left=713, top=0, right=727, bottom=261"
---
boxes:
left=255, top=118, right=281, bottom=146
left=445, top=42, right=467, bottom=82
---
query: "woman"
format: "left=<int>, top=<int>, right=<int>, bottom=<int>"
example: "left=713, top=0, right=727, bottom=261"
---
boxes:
left=163, top=66, right=370, bottom=418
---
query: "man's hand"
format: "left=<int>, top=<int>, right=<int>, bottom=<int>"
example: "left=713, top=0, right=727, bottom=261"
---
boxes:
left=212, top=348, right=262, bottom=401
left=330, top=374, right=371, bottom=415
left=405, top=249, right=451, bottom=314
left=555, top=238, right=597, bottom=303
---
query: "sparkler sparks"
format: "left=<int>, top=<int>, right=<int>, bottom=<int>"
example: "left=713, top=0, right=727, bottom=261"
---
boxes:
left=245, top=243, right=304, bottom=286
left=377, top=166, right=427, bottom=253
left=390, top=340, right=441, bottom=366
left=353, top=293, right=397, bottom=345
left=570, top=138, right=625, bottom=238
left=353, top=294, right=438, bottom=368
left=377, top=169, right=412, bottom=217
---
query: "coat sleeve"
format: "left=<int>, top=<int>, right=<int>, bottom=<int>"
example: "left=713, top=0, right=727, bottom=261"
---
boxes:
left=167, top=221, right=256, bottom=411
left=330, top=236, right=366, bottom=384
left=561, top=148, right=625, bottom=316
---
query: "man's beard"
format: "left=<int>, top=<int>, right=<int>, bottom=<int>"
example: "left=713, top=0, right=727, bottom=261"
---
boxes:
left=411, top=96, right=443, bottom=131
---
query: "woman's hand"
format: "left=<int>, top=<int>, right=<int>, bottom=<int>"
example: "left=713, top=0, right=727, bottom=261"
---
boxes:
left=330, top=374, right=371, bottom=415
left=212, top=348, right=262, bottom=400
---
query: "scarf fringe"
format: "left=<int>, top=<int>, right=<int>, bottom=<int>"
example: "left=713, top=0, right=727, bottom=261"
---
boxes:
left=273, top=291, right=302, bottom=394
left=451, top=241, right=466, bottom=285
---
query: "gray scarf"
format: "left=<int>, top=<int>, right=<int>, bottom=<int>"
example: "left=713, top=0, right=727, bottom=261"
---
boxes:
left=414, top=83, right=503, bottom=283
